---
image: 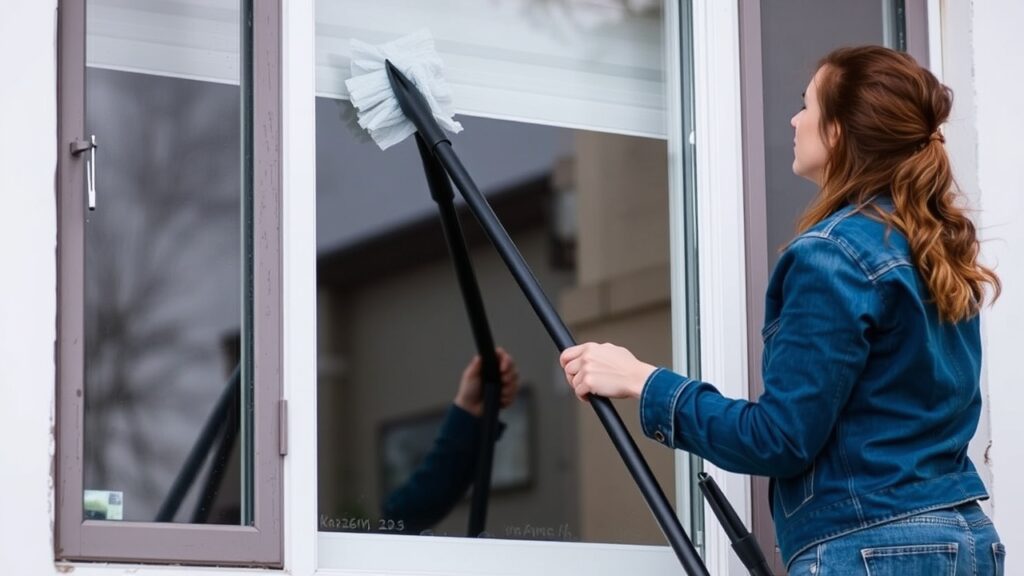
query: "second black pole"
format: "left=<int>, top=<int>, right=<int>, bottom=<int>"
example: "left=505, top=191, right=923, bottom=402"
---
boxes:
left=416, top=135, right=503, bottom=537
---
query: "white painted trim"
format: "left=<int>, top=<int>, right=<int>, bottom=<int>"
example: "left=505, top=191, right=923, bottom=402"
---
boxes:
left=283, top=0, right=319, bottom=574
left=317, top=533, right=680, bottom=575
left=691, top=1, right=751, bottom=575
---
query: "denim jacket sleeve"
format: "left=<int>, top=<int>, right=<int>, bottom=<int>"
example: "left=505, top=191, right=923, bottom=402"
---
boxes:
left=639, top=235, right=881, bottom=477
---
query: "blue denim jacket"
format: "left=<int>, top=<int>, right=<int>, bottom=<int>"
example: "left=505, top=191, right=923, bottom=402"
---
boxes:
left=639, top=200, right=988, bottom=567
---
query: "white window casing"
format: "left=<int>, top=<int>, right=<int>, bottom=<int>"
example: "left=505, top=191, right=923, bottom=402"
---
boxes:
left=283, top=0, right=320, bottom=574
left=688, top=1, right=752, bottom=576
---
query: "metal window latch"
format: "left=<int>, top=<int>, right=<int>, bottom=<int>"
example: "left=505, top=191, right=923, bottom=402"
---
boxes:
left=71, top=135, right=97, bottom=210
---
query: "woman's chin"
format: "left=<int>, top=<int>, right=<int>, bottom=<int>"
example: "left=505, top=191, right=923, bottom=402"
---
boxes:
left=791, top=163, right=820, bottom=185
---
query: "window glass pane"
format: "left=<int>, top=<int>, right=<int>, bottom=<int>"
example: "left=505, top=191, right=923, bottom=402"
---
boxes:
left=83, top=0, right=251, bottom=525
left=315, top=2, right=678, bottom=546
left=882, top=0, right=908, bottom=51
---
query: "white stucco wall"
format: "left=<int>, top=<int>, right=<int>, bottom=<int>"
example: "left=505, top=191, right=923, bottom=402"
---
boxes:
left=0, top=1, right=59, bottom=574
left=973, top=0, right=1024, bottom=567
left=940, top=0, right=996, bottom=505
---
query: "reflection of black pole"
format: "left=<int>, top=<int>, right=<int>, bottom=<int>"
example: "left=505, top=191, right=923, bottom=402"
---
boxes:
left=386, top=60, right=708, bottom=575
left=415, top=135, right=502, bottom=537
left=191, top=378, right=241, bottom=523
left=155, top=366, right=240, bottom=523
left=698, top=473, right=772, bottom=575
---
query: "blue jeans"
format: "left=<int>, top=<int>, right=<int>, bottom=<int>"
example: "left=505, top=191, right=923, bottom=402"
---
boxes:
left=788, top=501, right=1005, bottom=575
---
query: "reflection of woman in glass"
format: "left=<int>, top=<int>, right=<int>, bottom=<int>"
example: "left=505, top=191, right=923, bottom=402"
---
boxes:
left=382, top=348, right=519, bottom=535
left=559, top=46, right=1004, bottom=574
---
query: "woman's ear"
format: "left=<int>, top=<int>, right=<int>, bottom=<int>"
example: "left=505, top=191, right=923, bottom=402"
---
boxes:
left=827, top=121, right=842, bottom=147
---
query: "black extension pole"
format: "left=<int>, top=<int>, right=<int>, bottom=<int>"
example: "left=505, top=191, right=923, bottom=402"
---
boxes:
left=698, top=473, right=773, bottom=576
left=385, top=61, right=709, bottom=575
left=156, top=366, right=240, bottom=522
left=415, top=134, right=503, bottom=537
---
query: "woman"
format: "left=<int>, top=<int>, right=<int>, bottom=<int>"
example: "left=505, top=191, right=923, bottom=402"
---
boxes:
left=560, top=46, right=1005, bottom=574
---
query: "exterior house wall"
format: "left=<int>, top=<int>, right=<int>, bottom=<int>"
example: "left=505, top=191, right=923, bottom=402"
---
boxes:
left=938, top=0, right=994, bottom=500
left=972, top=1, right=1024, bottom=570
left=1, top=0, right=1021, bottom=574
left=0, top=2, right=60, bottom=575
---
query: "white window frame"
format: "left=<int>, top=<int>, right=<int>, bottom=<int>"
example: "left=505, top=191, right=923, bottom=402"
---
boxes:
left=685, top=1, right=750, bottom=575
left=295, top=0, right=751, bottom=574
left=300, top=0, right=686, bottom=572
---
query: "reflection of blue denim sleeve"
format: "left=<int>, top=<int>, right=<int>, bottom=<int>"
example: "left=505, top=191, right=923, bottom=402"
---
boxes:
left=640, top=236, right=877, bottom=478
left=381, top=404, right=505, bottom=534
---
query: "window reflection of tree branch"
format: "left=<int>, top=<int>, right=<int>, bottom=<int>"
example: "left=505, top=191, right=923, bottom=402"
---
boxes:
left=84, top=69, right=240, bottom=521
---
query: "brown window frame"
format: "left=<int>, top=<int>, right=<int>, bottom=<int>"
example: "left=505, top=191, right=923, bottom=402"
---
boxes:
left=54, top=0, right=283, bottom=566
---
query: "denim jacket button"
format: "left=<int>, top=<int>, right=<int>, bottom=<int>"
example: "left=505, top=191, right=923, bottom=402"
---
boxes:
left=654, top=430, right=666, bottom=443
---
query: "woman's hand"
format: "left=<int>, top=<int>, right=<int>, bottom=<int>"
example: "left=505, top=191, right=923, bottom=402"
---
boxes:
left=559, top=342, right=657, bottom=401
left=454, top=347, right=520, bottom=417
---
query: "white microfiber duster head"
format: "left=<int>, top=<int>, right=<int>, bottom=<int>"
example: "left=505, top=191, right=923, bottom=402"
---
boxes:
left=345, top=29, right=463, bottom=150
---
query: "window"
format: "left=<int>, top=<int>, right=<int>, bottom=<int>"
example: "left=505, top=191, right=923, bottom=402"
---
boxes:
left=312, top=1, right=703, bottom=573
left=55, top=0, right=282, bottom=565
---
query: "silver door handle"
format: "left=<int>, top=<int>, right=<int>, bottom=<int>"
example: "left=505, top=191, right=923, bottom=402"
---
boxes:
left=71, top=135, right=97, bottom=210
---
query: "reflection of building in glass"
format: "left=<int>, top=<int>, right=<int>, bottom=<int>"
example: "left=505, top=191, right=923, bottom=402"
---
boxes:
left=315, top=117, right=678, bottom=545
left=317, top=174, right=579, bottom=539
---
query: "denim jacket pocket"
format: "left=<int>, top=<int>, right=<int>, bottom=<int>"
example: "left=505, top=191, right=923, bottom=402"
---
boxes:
left=776, top=462, right=815, bottom=519
left=761, top=317, right=782, bottom=341
left=993, top=542, right=1006, bottom=576
left=761, top=317, right=782, bottom=367
left=860, top=543, right=958, bottom=576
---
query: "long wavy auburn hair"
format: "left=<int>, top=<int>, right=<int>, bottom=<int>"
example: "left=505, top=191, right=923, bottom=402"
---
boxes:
left=798, top=46, right=1000, bottom=323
